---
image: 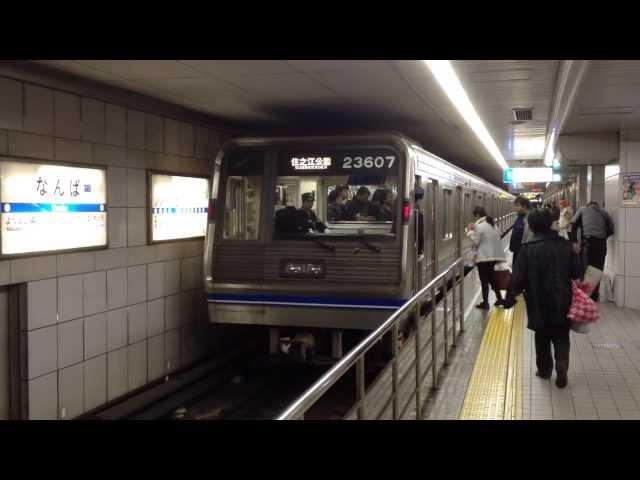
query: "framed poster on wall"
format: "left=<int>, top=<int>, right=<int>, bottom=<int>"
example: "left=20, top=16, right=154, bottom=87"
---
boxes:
left=148, top=172, right=210, bottom=243
left=622, top=173, right=640, bottom=206
left=0, top=160, right=107, bottom=256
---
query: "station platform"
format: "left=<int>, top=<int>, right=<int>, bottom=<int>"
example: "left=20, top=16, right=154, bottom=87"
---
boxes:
left=424, top=295, right=640, bottom=420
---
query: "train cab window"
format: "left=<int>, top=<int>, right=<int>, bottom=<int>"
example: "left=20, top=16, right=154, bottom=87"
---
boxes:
left=273, top=150, right=400, bottom=238
left=222, top=151, right=264, bottom=240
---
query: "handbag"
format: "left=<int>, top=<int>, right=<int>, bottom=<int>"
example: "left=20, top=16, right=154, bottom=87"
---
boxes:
left=567, top=280, right=599, bottom=324
left=493, top=262, right=511, bottom=290
left=570, top=322, right=591, bottom=334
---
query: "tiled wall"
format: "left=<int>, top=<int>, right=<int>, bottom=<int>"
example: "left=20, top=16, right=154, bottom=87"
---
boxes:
left=0, top=73, right=230, bottom=419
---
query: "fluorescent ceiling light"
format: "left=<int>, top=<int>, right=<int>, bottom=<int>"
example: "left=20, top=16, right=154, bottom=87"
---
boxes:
left=425, top=60, right=509, bottom=170
left=513, top=136, right=546, bottom=159
left=543, top=128, right=556, bottom=166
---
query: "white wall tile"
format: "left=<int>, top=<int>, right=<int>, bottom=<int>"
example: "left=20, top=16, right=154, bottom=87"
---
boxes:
left=107, top=268, right=127, bottom=309
left=147, top=298, right=164, bottom=337
left=127, top=265, right=147, bottom=305
left=107, top=308, right=128, bottom=351
left=11, top=255, right=57, bottom=284
left=164, top=260, right=181, bottom=295
left=84, top=312, right=107, bottom=359
left=28, top=372, right=58, bottom=420
left=127, top=340, right=148, bottom=391
left=57, top=251, right=95, bottom=276
left=58, top=363, right=84, bottom=419
left=626, top=208, right=640, bottom=243
left=58, top=275, right=83, bottom=323
left=147, top=262, right=164, bottom=300
left=615, top=275, right=625, bottom=307
left=83, top=271, right=107, bottom=316
left=54, top=91, right=81, bottom=139
left=54, top=138, right=93, bottom=164
left=624, top=243, right=640, bottom=279
left=28, top=325, right=58, bottom=379
left=127, top=245, right=157, bottom=266
left=157, top=242, right=182, bottom=261
left=105, top=104, right=126, bottom=146
left=128, top=302, right=147, bottom=344
left=127, top=208, right=147, bottom=246
left=126, top=109, right=146, bottom=150
left=95, top=144, right=127, bottom=167
left=146, top=114, right=164, bottom=153
left=8, top=131, right=53, bottom=159
left=616, top=242, right=626, bottom=276
left=107, top=348, right=128, bottom=400
left=148, top=334, right=165, bottom=381
left=95, top=248, right=127, bottom=271
left=84, top=354, right=107, bottom=411
left=180, top=290, right=194, bottom=324
left=181, top=257, right=196, bottom=291
left=127, top=148, right=154, bottom=169
left=81, top=97, right=105, bottom=143
left=165, top=294, right=181, bottom=331
left=127, top=168, right=147, bottom=207
left=0, top=260, right=10, bottom=286
left=24, top=84, right=53, bottom=135
left=165, top=328, right=181, bottom=373
left=107, top=167, right=128, bottom=207
left=164, top=118, right=180, bottom=155
left=0, top=77, right=23, bottom=130
left=178, top=121, right=195, bottom=157
left=0, top=129, right=7, bottom=155
left=58, top=318, right=84, bottom=368
left=27, top=278, right=57, bottom=330
left=625, top=276, right=640, bottom=310
left=616, top=208, right=626, bottom=242
left=108, top=207, right=127, bottom=248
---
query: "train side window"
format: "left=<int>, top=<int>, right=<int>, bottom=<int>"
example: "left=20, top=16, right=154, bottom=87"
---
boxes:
left=222, top=151, right=264, bottom=240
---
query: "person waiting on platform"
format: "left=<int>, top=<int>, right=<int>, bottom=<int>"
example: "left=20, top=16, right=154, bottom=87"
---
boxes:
left=502, top=196, right=532, bottom=266
left=345, top=186, right=376, bottom=221
left=327, top=185, right=349, bottom=222
left=297, top=192, right=326, bottom=233
left=557, top=199, right=573, bottom=240
left=503, top=209, right=583, bottom=389
left=468, top=206, right=505, bottom=309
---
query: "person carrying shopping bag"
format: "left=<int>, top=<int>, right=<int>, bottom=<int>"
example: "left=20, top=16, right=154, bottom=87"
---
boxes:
left=468, top=206, right=506, bottom=309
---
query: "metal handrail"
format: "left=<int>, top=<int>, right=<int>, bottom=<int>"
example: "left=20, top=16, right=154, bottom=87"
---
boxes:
left=276, top=211, right=517, bottom=420
left=277, top=257, right=463, bottom=420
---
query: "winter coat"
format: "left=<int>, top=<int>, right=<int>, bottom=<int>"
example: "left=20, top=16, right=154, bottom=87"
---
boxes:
left=468, top=217, right=505, bottom=263
left=506, top=233, right=583, bottom=331
left=509, top=212, right=527, bottom=253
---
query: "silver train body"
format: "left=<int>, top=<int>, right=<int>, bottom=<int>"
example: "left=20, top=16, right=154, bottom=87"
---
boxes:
left=204, top=133, right=514, bottom=332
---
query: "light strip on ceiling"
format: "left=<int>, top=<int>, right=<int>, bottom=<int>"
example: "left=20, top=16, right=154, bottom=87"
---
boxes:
left=424, top=60, right=509, bottom=170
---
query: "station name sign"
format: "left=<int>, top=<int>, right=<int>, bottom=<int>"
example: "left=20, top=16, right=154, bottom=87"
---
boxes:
left=0, top=160, right=107, bottom=256
left=291, top=157, right=332, bottom=171
left=280, top=148, right=399, bottom=176
left=150, top=173, right=210, bottom=242
left=503, top=167, right=553, bottom=184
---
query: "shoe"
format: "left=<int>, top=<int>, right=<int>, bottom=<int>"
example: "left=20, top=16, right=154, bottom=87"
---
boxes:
left=475, top=302, right=490, bottom=310
left=494, top=299, right=504, bottom=307
left=556, top=370, right=568, bottom=388
left=536, top=371, right=551, bottom=379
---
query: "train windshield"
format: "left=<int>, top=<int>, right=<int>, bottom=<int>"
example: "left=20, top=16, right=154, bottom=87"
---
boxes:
left=274, top=148, right=400, bottom=238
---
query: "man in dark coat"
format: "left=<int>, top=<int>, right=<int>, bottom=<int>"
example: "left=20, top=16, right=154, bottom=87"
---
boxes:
left=503, top=209, right=583, bottom=389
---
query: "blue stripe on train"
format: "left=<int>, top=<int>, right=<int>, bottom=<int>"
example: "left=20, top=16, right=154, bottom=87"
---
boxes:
left=207, top=293, right=407, bottom=310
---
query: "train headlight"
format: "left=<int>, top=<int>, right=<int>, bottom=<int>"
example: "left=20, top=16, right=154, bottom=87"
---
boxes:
left=279, top=260, right=326, bottom=279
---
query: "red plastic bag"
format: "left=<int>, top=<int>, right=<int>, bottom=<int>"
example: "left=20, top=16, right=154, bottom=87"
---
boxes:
left=568, top=280, right=599, bottom=324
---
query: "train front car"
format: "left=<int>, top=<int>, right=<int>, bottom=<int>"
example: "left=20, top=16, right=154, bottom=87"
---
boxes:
left=204, top=134, right=416, bottom=359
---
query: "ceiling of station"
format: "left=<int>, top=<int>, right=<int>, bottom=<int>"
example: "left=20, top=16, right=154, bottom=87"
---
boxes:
left=33, top=60, right=561, bottom=186
left=564, top=60, right=640, bottom=134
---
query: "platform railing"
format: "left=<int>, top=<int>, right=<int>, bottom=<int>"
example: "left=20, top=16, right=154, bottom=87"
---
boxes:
left=276, top=211, right=516, bottom=421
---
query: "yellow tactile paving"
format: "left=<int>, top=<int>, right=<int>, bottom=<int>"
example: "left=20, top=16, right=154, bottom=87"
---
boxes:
left=459, top=297, right=525, bottom=420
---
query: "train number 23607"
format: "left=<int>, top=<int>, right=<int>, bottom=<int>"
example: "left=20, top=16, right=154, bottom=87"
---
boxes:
left=342, top=156, right=395, bottom=169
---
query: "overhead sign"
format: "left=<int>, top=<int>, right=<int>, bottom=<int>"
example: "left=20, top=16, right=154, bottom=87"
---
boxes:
left=503, top=168, right=513, bottom=184
left=0, top=160, right=107, bottom=255
left=511, top=167, right=553, bottom=183
left=279, top=149, right=399, bottom=176
left=150, top=173, right=210, bottom=242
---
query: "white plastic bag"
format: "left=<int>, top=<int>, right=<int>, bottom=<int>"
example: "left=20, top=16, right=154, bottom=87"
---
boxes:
left=464, top=249, right=477, bottom=268
left=570, top=322, right=590, bottom=334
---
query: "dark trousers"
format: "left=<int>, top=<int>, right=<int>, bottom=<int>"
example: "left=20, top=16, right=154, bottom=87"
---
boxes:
left=477, top=261, right=503, bottom=304
left=534, top=327, right=570, bottom=375
left=583, top=237, right=607, bottom=301
left=512, top=250, right=519, bottom=268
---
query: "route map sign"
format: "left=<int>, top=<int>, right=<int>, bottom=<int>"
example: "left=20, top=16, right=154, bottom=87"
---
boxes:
left=150, top=173, right=210, bottom=242
left=0, top=160, right=107, bottom=255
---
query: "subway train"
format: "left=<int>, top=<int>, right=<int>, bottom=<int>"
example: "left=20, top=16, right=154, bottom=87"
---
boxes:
left=203, top=133, right=515, bottom=358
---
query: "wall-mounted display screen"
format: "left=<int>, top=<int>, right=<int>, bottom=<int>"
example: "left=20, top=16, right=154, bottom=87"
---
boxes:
left=150, top=173, right=210, bottom=242
left=0, top=160, right=107, bottom=255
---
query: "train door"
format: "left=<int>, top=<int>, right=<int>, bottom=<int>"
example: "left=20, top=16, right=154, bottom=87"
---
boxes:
left=413, top=175, right=426, bottom=294
left=0, top=287, right=8, bottom=419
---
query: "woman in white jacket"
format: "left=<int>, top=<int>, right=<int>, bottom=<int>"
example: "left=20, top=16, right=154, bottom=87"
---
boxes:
left=468, top=206, right=506, bottom=309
